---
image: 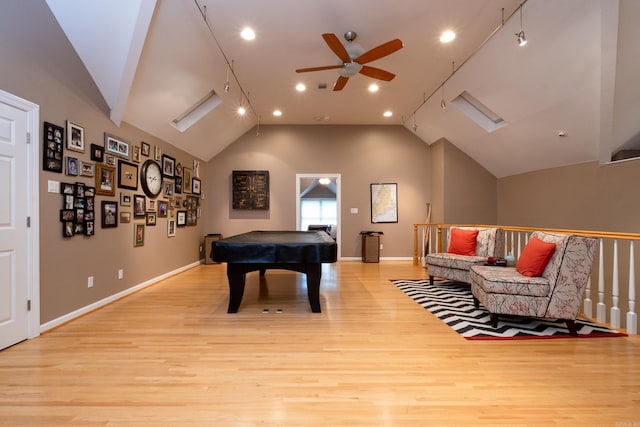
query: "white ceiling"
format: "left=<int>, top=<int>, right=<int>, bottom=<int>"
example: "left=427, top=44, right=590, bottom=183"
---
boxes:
left=45, top=0, right=634, bottom=178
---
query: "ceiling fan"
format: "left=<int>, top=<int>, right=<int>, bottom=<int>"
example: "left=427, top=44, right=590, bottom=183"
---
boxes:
left=296, top=31, right=403, bottom=91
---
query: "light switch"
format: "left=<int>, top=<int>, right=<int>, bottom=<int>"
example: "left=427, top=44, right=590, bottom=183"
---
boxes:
left=48, top=180, right=60, bottom=193
left=350, top=208, right=358, bottom=214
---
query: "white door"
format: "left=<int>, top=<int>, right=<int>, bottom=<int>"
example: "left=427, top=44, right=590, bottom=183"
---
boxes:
left=0, top=91, right=38, bottom=350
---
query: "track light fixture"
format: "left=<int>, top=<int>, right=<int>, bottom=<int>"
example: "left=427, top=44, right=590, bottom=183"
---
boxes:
left=516, top=5, right=527, bottom=46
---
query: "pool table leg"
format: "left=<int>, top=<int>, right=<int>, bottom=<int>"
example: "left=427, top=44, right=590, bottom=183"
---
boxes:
left=306, top=263, right=322, bottom=313
left=226, top=264, right=246, bottom=313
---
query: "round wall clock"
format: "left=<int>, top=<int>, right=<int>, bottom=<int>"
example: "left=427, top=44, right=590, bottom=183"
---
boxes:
left=140, top=159, right=163, bottom=198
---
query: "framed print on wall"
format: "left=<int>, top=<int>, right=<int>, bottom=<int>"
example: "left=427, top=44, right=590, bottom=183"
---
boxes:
left=90, top=144, right=104, bottom=162
left=183, top=167, right=192, bottom=193
left=134, top=223, right=145, bottom=247
left=167, top=218, right=176, bottom=237
left=370, top=183, right=398, bottom=223
left=43, top=121, right=64, bottom=173
left=65, top=156, right=78, bottom=176
left=104, top=132, right=130, bottom=159
left=95, top=164, right=116, bottom=196
left=101, top=200, right=118, bottom=228
left=162, top=154, right=175, bottom=178
left=117, top=159, right=138, bottom=190
left=66, top=121, right=85, bottom=153
left=192, top=178, right=201, bottom=195
left=141, top=141, right=150, bottom=157
left=134, top=194, right=146, bottom=217
left=176, top=210, right=187, bottom=226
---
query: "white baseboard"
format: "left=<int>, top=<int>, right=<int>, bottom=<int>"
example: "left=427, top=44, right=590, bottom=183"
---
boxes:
left=40, top=261, right=202, bottom=333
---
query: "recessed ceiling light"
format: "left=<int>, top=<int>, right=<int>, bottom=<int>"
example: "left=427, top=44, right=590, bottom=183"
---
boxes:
left=383, top=111, right=393, bottom=118
left=368, top=83, right=379, bottom=93
left=240, top=28, right=255, bottom=40
left=296, top=83, right=306, bottom=92
left=440, top=30, right=456, bottom=43
left=273, top=110, right=282, bottom=117
left=237, top=106, right=246, bottom=115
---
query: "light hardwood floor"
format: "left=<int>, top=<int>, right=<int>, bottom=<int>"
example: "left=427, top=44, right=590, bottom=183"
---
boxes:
left=0, top=261, right=639, bottom=426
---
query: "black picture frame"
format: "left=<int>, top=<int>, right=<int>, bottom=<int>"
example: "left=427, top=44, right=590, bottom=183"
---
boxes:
left=117, top=159, right=138, bottom=190
left=192, top=178, right=201, bottom=195
left=176, top=210, right=187, bottom=226
left=134, top=194, right=146, bottom=217
left=141, top=141, right=150, bottom=157
left=43, top=121, right=64, bottom=173
left=90, top=143, right=104, bottom=162
left=370, top=183, right=398, bottom=224
left=162, top=154, right=175, bottom=178
left=101, top=201, right=118, bottom=228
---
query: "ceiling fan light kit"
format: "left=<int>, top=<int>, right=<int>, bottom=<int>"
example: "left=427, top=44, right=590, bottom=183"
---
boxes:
left=295, top=31, right=403, bottom=91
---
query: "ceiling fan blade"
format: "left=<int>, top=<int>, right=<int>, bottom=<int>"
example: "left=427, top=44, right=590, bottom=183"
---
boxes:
left=322, top=33, right=351, bottom=64
left=359, top=65, right=396, bottom=81
left=296, top=65, right=343, bottom=73
left=355, top=38, right=403, bottom=65
left=333, top=76, right=349, bottom=91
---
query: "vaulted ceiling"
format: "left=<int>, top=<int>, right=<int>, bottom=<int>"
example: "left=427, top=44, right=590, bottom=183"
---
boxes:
left=44, top=0, right=638, bottom=178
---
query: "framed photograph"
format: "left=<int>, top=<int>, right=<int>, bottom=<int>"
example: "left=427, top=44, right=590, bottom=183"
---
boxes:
left=141, top=141, right=150, bottom=157
left=158, top=201, right=168, bottom=218
left=105, top=154, right=116, bottom=166
left=95, top=164, right=116, bottom=196
left=120, top=192, right=132, bottom=206
left=43, top=121, right=63, bottom=173
left=370, top=183, right=398, bottom=224
left=132, top=145, right=141, bottom=163
left=85, top=221, right=94, bottom=236
left=183, top=167, right=193, bottom=193
left=167, top=218, right=176, bottom=237
left=85, top=186, right=95, bottom=197
left=101, top=200, right=118, bottom=228
left=192, top=178, right=201, bottom=195
left=162, top=154, right=175, bottom=178
left=104, top=132, right=130, bottom=159
left=146, top=212, right=156, bottom=226
left=163, top=181, right=174, bottom=198
left=80, top=161, right=94, bottom=177
left=65, top=156, right=79, bottom=176
left=75, top=183, right=85, bottom=199
left=176, top=210, right=187, bottom=226
left=134, top=194, right=146, bottom=217
left=134, top=223, right=145, bottom=247
left=60, top=182, right=74, bottom=195
left=193, top=160, right=200, bottom=178
left=154, top=145, right=161, bottom=161
left=60, top=209, right=74, bottom=221
left=147, top=199, right=156, bottom=212
left=63, top=221, right=74, bottom=238
left=120, top=211, right=131, bottom=223
left=90, top=144, right=104, bottom=162
left=174, top=176, right=182, bottom=194
left=117, top=159, right=138, bottom=190
left=66, top=121, right=85, bottom=153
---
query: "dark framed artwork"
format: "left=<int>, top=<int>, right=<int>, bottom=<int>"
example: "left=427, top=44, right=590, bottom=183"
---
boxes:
left=104, top=132, right=130, bottom=159
left=65, top=156, right=79, bottom=176
left=176, top=210, right=187, bottom=226
left=134, top=194, right=146, bottom=217
left=192, top=178, right=201, bottom=195
left=162, top=154, right=175, bottom=178
left=117, top=159, right=138, bottom=190
left=66, top=121, right=85, bottom=153
left=95, top=164, right=116, bottom=196
left=90, top=144, right=104, bottom=162
left=101, top=200, right=118, bottom=228
left=232, top=170, right=269, bottom=210
left=158, top=201, right=168, bottom=217
left=174, top=176, right=182, bottom=194
left=141, top=141, right=150, bottom=157
left=146, top=212, right=156, bottom=226
left=43, top=121, right=64, bottom=173
left=370, top=183, right=398, bottom=223
left=132, top=145, right=141, bottom=163
left=183, top=167, right=192, bottom=193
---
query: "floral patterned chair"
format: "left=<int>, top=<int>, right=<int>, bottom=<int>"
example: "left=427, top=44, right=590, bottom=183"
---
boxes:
left=469, top=231, right=597, bottom=335
left=427, top=227, right=505, bottom=285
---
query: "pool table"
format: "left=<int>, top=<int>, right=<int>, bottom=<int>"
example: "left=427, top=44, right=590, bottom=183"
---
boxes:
left=211, top=230, right=338, bottom=313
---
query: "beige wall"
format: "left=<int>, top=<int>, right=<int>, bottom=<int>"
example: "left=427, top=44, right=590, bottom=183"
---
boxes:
left=1, top=1, right=205, bottom=324
left=205, top=125, right=432, bottom=258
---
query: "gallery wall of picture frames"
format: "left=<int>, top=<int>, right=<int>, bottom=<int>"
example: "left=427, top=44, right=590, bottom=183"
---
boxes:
left=45, top=119, right=204, bottom=245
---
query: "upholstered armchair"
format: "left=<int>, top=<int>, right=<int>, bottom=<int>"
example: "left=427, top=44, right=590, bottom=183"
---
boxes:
left=469, top=231, right=597, bottom=335
left=426, top=227, right=505, bottom=285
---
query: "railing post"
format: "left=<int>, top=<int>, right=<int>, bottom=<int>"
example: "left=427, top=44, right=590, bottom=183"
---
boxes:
left=584, top=276, right=592, bottom=318
left=611, top=239, right=621, bottom=328
left=597, top=239, right=607, bottom=323
left=413, top=224, right=419, bottom=265
left=627, top=241, right=637, bottom=334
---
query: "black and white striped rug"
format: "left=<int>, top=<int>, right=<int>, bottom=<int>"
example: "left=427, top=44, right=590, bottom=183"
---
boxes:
left=392, top=280, right=627, bottom=340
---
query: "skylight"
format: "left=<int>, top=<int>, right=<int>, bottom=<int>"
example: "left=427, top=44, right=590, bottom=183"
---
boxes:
left=450, top=91, right=507, bottom=132
left=171, top=90, right=221, bottom=133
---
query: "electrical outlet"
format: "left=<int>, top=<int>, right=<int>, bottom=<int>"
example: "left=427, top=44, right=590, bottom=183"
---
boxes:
left=380, top=243, right=384, bottom=250
left=199, top=244, right=203, bottom=253
left=87, top=276, right=93, bottom=288
left=350, top=208, right=358, bottom=214
left=118, top=269, right=123, bottom=279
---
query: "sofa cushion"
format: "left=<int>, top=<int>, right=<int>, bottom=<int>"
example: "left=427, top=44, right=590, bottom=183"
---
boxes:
left=427, top=253, right=487, bottom=271
left=516, top=236, right=557, bottom=277
left=448, top=228, right=478, bottom=256
left=530, top=232, right=569, bottom=282
left=470, top=265, right=551, bottom=297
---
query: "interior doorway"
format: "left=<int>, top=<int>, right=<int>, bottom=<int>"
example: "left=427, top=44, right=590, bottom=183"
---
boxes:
left=296, top=173, right=341, bottom=259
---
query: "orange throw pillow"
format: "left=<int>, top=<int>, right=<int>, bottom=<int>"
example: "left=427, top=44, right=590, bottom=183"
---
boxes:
left=516, top=236, right=557, bottom=277
left=447, top=228, right=479, bottom=256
